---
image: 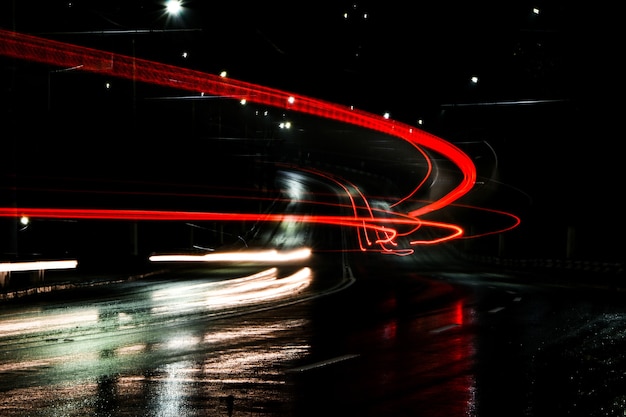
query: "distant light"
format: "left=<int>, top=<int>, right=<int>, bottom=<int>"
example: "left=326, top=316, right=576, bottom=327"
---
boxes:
left=470, top=76, right=479, bottom=84
left=279, top=121, right=292, bottom=129
left=240, top=98, right=247, bottom=105
left=165, top=0, right=183, bottom=16
left=417, top=119, right=424, bottom=125
left=287, top=96, right=295, bottom=104
left=19, top=216, right=29, bottom=226
left=533, top=7, right=540, bottom=15
left=105, top=82, right=111, bottom=89
left=181, top=51, right=188, bottom=59
left=220, top=70, right=227, bottom=77
left=383, top=112, right=390, bottom=119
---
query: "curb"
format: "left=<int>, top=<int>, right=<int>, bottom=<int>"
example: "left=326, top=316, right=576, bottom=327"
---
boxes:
left=0, top=269, right=168, bottom=302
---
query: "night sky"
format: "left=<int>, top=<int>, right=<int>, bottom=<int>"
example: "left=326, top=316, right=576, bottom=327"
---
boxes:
left=3, top=1, right=610, bottom=117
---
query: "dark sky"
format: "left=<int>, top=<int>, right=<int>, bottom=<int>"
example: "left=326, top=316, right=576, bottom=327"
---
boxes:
left=4, top=0, right=610, bottom=121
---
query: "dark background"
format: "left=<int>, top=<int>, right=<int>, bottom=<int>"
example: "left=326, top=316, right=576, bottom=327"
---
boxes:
left=1, top=1, right=622, bottom=265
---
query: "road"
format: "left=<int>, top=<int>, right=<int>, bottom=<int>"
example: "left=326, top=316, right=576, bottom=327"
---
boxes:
left=1, top=241, right=626, bottom=417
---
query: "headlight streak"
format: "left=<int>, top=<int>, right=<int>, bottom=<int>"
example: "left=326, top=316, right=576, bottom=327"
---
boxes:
left=149, top=247, right=311, bottom=263
left=0, top=29, right=520, bottom=256
left=150, top=267, right=312, bottom=315
left=0, top=268, right=311, bottom=339
left=0, top=260, right=78, bottom=273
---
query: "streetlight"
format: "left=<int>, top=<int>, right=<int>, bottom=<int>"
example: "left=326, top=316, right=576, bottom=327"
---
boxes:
left=165, top=0, right=183, bottom=16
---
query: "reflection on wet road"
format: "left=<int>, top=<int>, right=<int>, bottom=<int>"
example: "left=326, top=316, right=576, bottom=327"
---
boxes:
left=2, top=260, right=626, bottom=416
left=0, top=268, right=317, bottom=416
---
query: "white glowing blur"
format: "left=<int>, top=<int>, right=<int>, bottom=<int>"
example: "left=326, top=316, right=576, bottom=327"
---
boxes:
left=148, top=247, right=311, bottom=263
left=150, top=267, right=312, bottom=314
left=0, top=260, right=78, bottom=272
left=165, top=0, right=183, bottom=15
left=0, top=308, right=99, bottom=337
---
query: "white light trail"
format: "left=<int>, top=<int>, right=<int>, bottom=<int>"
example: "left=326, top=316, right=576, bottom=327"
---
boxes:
left=0, top=260, right=78, bottom=273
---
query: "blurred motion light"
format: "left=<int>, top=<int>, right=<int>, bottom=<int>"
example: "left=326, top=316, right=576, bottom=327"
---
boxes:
left=149, top=248, right=311, bottom=263
left=0, top=29, right=504, bottom=253
left=0, top=260, right=78, bottom=273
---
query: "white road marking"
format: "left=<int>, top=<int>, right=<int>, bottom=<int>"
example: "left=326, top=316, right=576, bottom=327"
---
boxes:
left=287, top=354, right=360, bottom=372
left=429, top=323, right=461, bottom=334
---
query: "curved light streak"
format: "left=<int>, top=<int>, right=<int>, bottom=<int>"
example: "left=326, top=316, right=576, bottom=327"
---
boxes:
left=0, top=29, right=518, bottom=255
left=0, top=28, right=474, bottom=207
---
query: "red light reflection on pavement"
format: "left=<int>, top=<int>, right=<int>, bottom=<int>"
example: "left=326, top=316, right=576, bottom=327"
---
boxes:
left=0, top=29, right=520, bottom=255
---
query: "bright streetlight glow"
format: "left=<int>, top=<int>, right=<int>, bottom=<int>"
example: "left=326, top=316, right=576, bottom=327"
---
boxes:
left=165, top=0, right=183, bottom=16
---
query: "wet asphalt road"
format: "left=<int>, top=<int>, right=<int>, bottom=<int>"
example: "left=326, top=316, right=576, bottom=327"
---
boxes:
left=1, top=250, right=626, bottom=417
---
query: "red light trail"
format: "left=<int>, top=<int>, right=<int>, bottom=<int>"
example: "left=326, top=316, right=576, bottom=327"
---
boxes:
left=0, top=28, right=520, bottom=255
